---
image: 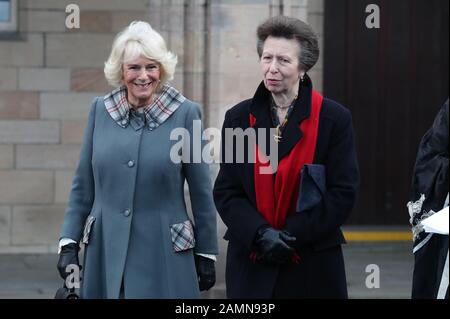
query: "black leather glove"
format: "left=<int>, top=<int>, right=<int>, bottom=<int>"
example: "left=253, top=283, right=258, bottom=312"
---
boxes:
left=195, top=255, right=216, bottom=291
left=57, top=243, right=80, bottom=280
left=254, top=226, right=296, bottom=265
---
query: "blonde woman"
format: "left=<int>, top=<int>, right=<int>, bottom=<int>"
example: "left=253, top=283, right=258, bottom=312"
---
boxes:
left=57, top=21, right=218, bottom=298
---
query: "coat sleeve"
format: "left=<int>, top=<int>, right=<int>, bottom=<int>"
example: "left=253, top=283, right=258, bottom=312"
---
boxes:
left=213, top=110, right=270, bottom=251
left=284, top=107, right=360, bottom=246
left=182, top=103, right=218, bottom=255
left=59, top=98, right=98, bottom=242
left=410, top=99, right=449, bottom=215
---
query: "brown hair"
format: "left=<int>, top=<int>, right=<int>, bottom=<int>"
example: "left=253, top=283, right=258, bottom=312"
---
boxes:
left=257, top=16, right=319, bottom=72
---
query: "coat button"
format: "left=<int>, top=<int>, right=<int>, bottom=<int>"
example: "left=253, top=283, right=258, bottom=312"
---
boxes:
left=127, top=160, right=135, bottom=167
left=124, top=209, right=131, bottom=217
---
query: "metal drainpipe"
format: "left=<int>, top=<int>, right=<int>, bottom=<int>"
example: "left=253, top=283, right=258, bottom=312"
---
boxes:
left=202, top=0, right=211, bottom=128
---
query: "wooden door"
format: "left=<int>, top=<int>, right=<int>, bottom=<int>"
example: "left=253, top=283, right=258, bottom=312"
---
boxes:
left=323, top=0, right=449, bottom=224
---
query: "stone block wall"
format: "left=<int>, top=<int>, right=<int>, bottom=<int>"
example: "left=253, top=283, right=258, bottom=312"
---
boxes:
left=0, top=0, right=149, bottom=252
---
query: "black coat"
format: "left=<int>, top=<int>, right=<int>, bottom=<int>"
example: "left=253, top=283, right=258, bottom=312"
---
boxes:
left=409, top=99, right=449, bottom=299
left=213, top=76, right=360, bottom=298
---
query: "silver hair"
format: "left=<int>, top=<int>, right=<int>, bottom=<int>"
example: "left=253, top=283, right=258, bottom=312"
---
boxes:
left=104, top=21, right=177, bottom=89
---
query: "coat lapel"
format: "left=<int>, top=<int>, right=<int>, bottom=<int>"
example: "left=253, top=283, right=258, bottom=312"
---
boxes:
left=249, top=75, right=313, bottom=162
left=278, top=76, right=312, bottom=160
left=249, top=81, right=273, bottom=143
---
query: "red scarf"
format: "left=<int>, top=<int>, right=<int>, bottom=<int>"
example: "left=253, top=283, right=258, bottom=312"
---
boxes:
left=250, top=89, right=323, bottom=229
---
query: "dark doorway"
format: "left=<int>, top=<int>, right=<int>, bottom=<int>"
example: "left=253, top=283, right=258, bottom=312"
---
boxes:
left=324, top=0, right=449, bottom=224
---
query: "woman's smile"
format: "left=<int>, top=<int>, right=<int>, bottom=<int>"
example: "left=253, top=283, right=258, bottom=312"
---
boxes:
left=123, top=55, right=161, bottom=107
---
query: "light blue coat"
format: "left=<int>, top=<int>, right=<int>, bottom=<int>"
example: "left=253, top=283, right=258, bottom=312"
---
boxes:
left=60, top=96, right=218, bottom=298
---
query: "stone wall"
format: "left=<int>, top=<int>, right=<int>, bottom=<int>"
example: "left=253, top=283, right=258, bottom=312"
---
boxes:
left=0, top=0, right=324, bottom=253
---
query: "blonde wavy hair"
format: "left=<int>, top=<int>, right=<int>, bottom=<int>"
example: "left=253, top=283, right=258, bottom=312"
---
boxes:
left=104, top=21, right=177, bottom=89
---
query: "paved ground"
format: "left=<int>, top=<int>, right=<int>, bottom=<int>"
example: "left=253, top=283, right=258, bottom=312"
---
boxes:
left=0, top=241, right=413, bottom=299
left=343, top=241, right=413, bottom=298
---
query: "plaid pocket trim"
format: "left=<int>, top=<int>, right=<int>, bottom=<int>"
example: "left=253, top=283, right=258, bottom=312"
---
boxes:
left=170, top=220, right=195, bottom=252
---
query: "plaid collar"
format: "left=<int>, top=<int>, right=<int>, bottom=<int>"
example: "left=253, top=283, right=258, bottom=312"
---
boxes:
left=103, top=85, right=186, bottom=130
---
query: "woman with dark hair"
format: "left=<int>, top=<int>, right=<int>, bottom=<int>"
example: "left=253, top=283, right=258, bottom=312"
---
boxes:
left=213, top=16, right=359, bottom=298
